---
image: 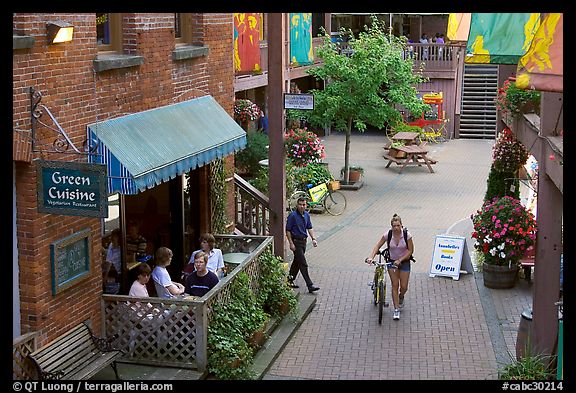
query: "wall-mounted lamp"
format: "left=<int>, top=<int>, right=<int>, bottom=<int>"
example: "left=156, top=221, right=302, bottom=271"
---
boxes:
left=46, top=21, right=74, bottom=44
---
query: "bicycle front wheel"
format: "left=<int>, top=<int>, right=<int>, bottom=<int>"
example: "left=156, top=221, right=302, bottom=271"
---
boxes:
left=323, top=190, right=347, bottom=216
left=289, top=191, right=308, bottom=211
left=378, top=281, right=385, bottom=325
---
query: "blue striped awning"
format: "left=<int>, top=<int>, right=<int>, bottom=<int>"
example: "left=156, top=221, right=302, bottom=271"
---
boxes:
left=87, top=96, right=247, bottom=195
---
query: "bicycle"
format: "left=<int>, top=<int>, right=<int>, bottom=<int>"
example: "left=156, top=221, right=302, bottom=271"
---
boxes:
left=419, top=118, right=451, bottom=144
left=288, top=181, right=347, bottom=216
left=365, top=250, right=397, bottom=325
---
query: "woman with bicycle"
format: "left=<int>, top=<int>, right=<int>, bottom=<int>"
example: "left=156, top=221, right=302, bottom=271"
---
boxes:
left=365, top=214, right=414, bottom=321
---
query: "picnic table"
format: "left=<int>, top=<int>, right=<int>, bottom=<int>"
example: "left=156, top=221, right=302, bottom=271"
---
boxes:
left=383, top=145, right=437, bottom=173
left=391, top=131, right=420, bottom=145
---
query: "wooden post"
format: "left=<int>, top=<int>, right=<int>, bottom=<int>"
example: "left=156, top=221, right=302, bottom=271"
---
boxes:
left=531, top=92, right=563, bottom=357
left=267, top=13, right=287, bottom=260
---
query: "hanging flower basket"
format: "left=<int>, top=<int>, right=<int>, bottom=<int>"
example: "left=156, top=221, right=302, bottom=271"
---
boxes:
left=234, top=99, right=262, bottom=126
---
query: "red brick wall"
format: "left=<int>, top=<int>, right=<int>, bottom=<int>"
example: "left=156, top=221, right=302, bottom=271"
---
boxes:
left=13, top=13, right=236, bottom=345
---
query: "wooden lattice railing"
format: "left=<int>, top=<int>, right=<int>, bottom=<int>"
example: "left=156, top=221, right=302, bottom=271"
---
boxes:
left=102, top=235, right=273, bottom=373
left=13, top=331, right=38, bottom=380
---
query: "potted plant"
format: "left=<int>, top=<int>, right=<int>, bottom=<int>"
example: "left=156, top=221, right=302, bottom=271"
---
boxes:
left=484, top=127, right=529, bottom=202
left=471, top=195, right=537, bottom=289
left=284, top=128, right=326, bottom=167
left=257, top=250, right=298, bottom=319
left=495, top=78, right=541, bottom=118
left=288, top=163, right=334, bottom=195
left=234, top=99, right=262, bottom=131
left=340, top=165, right=364, bottom=183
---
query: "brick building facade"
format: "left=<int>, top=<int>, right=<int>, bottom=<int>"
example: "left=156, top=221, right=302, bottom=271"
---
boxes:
left=13, top=13, right=239, bottom=345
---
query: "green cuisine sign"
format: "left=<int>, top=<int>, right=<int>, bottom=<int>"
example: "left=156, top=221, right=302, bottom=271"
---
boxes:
left=37, top=160, right=108, bottom=217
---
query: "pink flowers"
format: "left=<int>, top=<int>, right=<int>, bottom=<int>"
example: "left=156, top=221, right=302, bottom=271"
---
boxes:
left=284, top=128, right=326, bottom=167
left=234, top=99, right=262, bottom=123
left=471, top=196, right=537, bottom=266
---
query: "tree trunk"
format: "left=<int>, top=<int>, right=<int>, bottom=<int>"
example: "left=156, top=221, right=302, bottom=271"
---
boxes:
left=343, top=118, right=352, bottom=182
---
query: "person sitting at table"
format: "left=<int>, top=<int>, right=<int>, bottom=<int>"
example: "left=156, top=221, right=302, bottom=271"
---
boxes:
left=126, top=220, right=147, bottom=262
left=152, top=247, right=185, bottom=299
left=182, top=233, right=225, bottom=280
left=184, top=251, right=219, bottom=297
left=103, top=228, right=122, bottom=294
left=129, top=263, right=152, bottom=297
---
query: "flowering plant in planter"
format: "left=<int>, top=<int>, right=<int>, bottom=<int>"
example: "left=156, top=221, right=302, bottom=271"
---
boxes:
left=495, top=79, right=540, bottom=116
left=471, top=195, right=537, bottom=267
left=284, top=128, right=326, bottom=167
left=234, top=99, right=262, bottom=123
left=492, top=127, right=530, bottom=173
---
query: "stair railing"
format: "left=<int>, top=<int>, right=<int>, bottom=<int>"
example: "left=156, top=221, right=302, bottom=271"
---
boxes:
left=233, top=173, right=270, bottom=236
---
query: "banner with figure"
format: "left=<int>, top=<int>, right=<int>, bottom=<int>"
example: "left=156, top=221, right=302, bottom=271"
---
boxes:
left=234, top=13, right=262, bottom=73
left=290, top=13, right=314, bottom=66
left=516, top=13, right=563, bottom=93
left=466, top=13, right=541, bottom=64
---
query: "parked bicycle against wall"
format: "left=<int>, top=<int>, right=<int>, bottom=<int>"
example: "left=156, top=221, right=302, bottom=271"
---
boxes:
left=288, top=181, right=347, bottom=216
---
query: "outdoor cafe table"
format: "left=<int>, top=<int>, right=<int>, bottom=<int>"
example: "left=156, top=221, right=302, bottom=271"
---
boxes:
left=223, top=252, right=249, bottom=272
left=384, top=144, right=436, bottom=173
left=391, top=131, right=419, bottom=145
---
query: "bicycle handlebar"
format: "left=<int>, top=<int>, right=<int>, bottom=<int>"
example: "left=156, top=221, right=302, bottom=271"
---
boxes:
left=365, top=258, right=397, bottom=269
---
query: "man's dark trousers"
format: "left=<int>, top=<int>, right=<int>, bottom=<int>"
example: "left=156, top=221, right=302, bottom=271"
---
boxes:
left=289, top=237, right=313, bottom=288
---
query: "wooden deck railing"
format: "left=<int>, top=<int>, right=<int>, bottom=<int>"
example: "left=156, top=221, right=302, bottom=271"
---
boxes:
left=101, top=235, right=274, bottom=373
left=234, top=173, right=271, bottom=236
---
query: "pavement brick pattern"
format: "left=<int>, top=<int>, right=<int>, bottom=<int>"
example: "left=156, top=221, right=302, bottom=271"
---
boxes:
left=265, top=131, right=533, bottom=380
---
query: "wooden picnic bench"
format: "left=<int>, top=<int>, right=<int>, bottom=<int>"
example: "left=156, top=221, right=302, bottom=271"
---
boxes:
left=26, top=322, right=122, bottom=380
left=383, top=145, right=437, bottom=173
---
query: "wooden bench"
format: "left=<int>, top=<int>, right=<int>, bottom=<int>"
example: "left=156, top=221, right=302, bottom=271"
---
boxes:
left=384, top=145, right=437, bottom=173
left=26, top=322, right=122, bottom=380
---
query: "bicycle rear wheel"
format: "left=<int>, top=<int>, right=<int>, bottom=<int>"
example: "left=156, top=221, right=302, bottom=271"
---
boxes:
left=323, top=190, right=346, bottom=216
left=289, top=191, right=308, bottom=210
left=378, top=281, right=385, bottom=325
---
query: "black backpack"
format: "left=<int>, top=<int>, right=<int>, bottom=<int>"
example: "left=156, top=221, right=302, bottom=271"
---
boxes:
left=383, top=228, right=416, bottom=263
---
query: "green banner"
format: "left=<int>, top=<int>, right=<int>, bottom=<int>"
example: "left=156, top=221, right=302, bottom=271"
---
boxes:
left=466, top=13, right=540, bottom=64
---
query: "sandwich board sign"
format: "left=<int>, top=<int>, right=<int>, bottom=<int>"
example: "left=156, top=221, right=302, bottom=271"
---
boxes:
left=429, top=235, right=468, bottom=280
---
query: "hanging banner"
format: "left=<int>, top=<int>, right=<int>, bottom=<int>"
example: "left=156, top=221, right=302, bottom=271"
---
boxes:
left=37, top=160, right=108, bottom=217
left=466, top=13, right=540, bottom=64
left=233, top=13, right=262, bottom=73
left=290, top=13, right=314, bottom=66
left=516, top=13, right=563, bottom=92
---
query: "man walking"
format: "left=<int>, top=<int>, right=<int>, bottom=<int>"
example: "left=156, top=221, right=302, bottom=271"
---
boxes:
left=286, top=197, right=320, bottom=293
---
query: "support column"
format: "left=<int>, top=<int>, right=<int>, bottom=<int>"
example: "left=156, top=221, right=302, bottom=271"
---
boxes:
left=531, top=91, right=563, bottom=357
left=268, top=13, right=287, bottom=259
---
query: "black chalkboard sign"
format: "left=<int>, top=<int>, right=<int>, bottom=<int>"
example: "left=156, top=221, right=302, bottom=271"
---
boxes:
left=50, top=228, right=92, bottom=295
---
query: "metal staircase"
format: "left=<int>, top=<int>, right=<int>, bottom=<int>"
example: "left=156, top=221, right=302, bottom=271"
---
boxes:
left=459, top=64, right=498, bottom=139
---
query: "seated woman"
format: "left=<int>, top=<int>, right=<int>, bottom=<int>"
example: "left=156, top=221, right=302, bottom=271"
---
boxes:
left=184, top=251, right=219, bottom=298
left=151, top=247, right=185, bottom=299
left=182, top=233, right=225, bottom=281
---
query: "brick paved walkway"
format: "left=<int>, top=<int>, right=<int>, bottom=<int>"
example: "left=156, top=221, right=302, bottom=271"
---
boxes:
left=264, top=130, right=533, bottom=380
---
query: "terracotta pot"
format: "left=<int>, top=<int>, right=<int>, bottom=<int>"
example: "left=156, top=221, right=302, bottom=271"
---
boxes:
left=482, top=262, right=519, bottom=289
left=348, top=170, right=362, bottom=182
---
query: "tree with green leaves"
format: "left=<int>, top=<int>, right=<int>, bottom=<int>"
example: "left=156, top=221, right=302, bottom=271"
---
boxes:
left=304, top=17, right=429, bottom=182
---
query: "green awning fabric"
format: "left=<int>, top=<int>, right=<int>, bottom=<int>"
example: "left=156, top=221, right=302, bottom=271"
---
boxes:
left=87, top=96, right=247, bottom=195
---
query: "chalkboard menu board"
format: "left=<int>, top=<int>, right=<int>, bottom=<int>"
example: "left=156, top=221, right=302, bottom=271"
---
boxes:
left=50, top=228, right=92, bottom=295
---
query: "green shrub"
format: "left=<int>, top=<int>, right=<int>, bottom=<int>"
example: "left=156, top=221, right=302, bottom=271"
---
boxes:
left=288, top=162, right=333, bottom=192
left=484, top=164, right=520, bottom=202
left=207, top=271, right=268, bottom=380
left=257, top=250, right=298, bottom=318
left=235, top=131, right=269, bottom=175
